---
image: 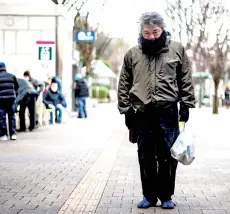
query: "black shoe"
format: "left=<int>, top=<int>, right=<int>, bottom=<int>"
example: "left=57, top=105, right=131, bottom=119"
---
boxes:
left=28, top=126, right=36, bottom=131
left=16, top=129, right=26, bottom=132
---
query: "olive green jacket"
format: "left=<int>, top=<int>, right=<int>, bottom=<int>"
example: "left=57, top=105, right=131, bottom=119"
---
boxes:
left=118, top=39, right=195, bottom=114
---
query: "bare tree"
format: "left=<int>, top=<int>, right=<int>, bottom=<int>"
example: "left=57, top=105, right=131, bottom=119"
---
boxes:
left=73, top=0, right=111, bottom=75
left=73, top=12, right=94, bottom=75
left=95, top=31, right=113, bottom=60
left=208, top=33, right=230, bottom=113
left=52, top=0, right=112, bottom=75
left=166, top=0, right=230, bottom=114
left=74, top=17, right=114, bottom=75
left=50, top=0, right=88, bottom=12
left=108, top=39, right=130, bottom=75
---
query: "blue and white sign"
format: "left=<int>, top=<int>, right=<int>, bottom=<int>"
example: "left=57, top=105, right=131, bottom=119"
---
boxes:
left=76, top=31, right=96, bottom=42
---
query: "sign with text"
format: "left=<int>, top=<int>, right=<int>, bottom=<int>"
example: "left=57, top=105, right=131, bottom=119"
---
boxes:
left=75, top=31, right=96, bottom=42
left=36, top=41, right=56, bottom=77
left=36, top=41, right=55, bottom=61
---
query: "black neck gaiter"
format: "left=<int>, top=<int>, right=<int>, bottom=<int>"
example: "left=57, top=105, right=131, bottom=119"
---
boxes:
left=138, top=30, right=167, bottom=56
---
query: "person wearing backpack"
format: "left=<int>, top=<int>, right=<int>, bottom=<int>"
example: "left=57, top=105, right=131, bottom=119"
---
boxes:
left=74, top=74, right=89, bottom=118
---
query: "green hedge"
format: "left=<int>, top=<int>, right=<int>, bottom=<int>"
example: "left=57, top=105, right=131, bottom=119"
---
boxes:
left=91, top=82, right=110, bottom=89
left=91, top=86, right=109, bottom=99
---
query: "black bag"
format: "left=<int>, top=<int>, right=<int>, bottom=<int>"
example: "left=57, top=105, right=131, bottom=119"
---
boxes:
left=129, top=127, right=138, bottom=143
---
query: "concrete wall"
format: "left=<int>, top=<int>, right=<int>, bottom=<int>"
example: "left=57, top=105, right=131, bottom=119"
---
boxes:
left=0, top=15, right=57, bottom=79
left=0, top=0, right=61, bottom=80
left=0, top=0, right=74, bottom=111
left=0, top=0, right=60, bottom=16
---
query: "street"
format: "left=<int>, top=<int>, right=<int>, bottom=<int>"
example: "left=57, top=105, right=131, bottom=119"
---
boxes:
left=0, top=104, right=230, bottom=214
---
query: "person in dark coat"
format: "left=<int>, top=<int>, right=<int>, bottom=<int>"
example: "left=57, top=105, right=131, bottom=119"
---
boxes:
left=23, top=70, right=45, bottom=127
left=16, top=78, right=38, bottom=132
left=74, top=74, right=89, bottom=118
left=0, top=62, right=19, bottom=141
left=43, top=82, right=66, bottom=124
left=117, top=12, right=195, bottom=209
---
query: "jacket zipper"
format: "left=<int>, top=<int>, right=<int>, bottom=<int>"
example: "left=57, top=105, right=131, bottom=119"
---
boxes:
left=148, top=56, right=155, bottom=96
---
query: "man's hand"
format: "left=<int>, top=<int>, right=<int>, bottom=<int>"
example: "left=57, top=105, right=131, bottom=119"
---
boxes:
left=48, top=104, right=54, bottom=109
left=179, top=105, right=189, bottom=122
left=125, top=107, right=136, bottom=129
left=16, top=105, right=20, bottom=112
left=56, top=104, right=64, bottom=109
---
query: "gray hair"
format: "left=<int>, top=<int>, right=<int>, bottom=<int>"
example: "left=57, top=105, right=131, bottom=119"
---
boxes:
left=139, top=12, right=165, bottom=30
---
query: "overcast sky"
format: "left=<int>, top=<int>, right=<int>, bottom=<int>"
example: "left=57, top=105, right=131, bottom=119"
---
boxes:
left=84, top=0, right=167, bottom=46
left=83, top=0, right=230, bottom=47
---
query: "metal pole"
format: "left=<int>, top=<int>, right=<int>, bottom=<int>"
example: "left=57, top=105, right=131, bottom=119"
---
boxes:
left=55, top=15, right=58, bottom=77
left=55, top=16, right=61, bottom=78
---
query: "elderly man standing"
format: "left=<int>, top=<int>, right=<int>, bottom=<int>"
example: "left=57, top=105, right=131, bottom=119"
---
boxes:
left=0, top=62, right=19, bottom=141
left=117, top=12, right=195, bottom=209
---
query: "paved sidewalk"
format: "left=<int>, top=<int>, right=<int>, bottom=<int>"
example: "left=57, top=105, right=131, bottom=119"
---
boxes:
left=0, top=104, right=124, bottom=214
left=95, top=108, right=230, bottom=214
left=1, top=106, right=230, bottom=214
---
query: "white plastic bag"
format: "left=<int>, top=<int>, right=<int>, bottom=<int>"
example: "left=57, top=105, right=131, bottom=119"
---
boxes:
left=170, top=125, right=195, bottom=165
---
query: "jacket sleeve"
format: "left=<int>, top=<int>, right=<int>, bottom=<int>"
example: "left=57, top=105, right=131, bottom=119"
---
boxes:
left=177, top=47, right=196, bottom=108
left=59, top=92, right=67, bottom=108
left=117, top=51, right=133, bottom=114
left=13, top=76, right=19, bottom=96
left=38, top=81, right=45, bottom=93
left=43, top=91, right=52, bottom=106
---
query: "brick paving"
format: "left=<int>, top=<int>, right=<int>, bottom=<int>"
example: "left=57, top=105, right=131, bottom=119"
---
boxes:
left=1, top=106, right=230, bottom=214
left=0, top=104, right=122, bottom=214
left=95, top=108, right=230, bottom=214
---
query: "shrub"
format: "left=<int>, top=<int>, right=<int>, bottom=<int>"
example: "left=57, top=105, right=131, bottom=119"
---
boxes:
left=91, top=86, right=109, bottom=99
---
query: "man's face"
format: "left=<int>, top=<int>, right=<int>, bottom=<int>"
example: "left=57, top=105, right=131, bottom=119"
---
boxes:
left=51, top=83, right=58, bottom=92
left=24, top=75, right=30, bottom=81
left=141, top=24, right=163, bottom=40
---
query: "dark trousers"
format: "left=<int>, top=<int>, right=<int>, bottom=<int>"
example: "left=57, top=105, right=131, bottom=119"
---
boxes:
left=0, top=99, right=16, bottom=137
left=19, top=94, right=36, bottom=131
left=136, top=104, right=179, bottom=203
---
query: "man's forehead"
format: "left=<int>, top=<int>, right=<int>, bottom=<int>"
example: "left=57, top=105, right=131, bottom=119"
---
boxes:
left=142, top=24, right=161, bottom=31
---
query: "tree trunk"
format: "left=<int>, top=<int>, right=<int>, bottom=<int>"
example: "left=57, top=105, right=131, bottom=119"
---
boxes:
left=85, top=58, right=91, bottom=75
left=84, top=43, right=93, bottom=76
left=212, top=81, right=219, bottom=114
